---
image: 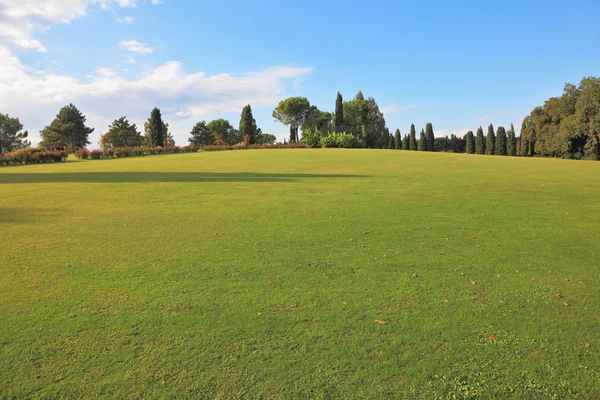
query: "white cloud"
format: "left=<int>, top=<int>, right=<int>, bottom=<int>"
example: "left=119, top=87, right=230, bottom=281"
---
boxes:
left=381, top=103, right=423, bottom=116
left=0, top=45, right=312, bottom=146
left=120, top=40, right=153, bottom=54
left=117, top=16, right=134, bottom=23
left=151, top=0, right=163, bottom=4
left=0, top=1, right=139, bottom=51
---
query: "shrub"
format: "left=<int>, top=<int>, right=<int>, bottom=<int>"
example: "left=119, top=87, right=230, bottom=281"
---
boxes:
left=0, top=148, right=68, bottom=166
left=75, top=149, right=89, bottom=159
left=89, top=150, right=103, bottom=159
left=302, top=130, right=323, bottom=148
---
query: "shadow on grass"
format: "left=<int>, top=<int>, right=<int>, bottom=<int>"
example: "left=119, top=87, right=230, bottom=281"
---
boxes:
left=0, top=172, right=368, bottom=184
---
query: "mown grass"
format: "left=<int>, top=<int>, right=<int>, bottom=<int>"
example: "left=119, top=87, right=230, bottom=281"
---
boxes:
left=1, top=149, right=599, bottom=399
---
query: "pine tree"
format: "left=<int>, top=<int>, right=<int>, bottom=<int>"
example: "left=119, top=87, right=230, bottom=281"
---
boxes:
left=475, top=126, right=485, bottom=154
left=381, top=128, right=390, bottom=149
left=409, top=124, right=417, bottom=150
left=0, top=114, right=30, bottom=153
left=240, top=105, right=256, bottom=145
left=334, top=92, right=344, bottom=132
left=144, top=107, right=165, bottom=147
left=40, top=104, right=94, bottom=151
left=418, top=128, right=426, bottom=151
left=465, top=131, right=475, bottom=154
left=402, top=132, right=410, bottom=150
left=394, top=129, right=401, bottom=150
left=495, top=126, right=507, bottom=155
left=507, top=124, right=516, bottom=156
left=485, top=124, right=495, bottom=155
left=425, top=123, right=435, bottom=151
left=520, top=120, right=528, bottom=156
left=188, top=121, right=213, bottom=146
left=388, top=132, right=395, bottom=149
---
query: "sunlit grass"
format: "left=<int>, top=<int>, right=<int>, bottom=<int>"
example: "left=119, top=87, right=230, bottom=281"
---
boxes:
left=1, top=149, right=599, bottom=398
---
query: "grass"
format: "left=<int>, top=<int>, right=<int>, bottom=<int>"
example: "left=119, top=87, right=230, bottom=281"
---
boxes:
left=1, top=149, right=599, bottom=399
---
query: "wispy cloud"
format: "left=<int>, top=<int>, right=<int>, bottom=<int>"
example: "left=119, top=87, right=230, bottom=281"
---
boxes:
left=381, top=103, right=423, bottom=116
left=120, top=40, right=153, bottom=54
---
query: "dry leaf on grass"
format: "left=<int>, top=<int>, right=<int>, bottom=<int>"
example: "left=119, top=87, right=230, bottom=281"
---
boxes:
left=267, top=280, right=276, bottom=285
left=375, top=320, right=388, bottom=325
left=488, top=335, right=499, bottom=341
left=257, top=312, right=263, bottom=316
left=470, top=281, right=476, bottom=285
left=581, top=343, right=590, bottom=348
left=562, top=302, right=569, bottom=307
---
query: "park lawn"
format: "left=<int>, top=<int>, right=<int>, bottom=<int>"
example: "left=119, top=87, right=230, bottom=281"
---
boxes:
left=0, top=149, right=599, bottom=399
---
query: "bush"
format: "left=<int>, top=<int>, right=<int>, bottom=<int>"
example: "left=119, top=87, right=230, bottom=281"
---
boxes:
left=0, top=148, right=68, bottom=166
left=75, top=149, right=89, bottom=159
left=302, top=130, right=323, bottom=148
left=319, top=132, right=363, bottom=148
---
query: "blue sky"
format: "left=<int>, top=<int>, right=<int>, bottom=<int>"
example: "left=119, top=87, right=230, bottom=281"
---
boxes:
left=1, top=0, right=599, bottom=145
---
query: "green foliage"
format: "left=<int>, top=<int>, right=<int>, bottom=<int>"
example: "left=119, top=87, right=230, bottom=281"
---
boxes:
left=507, top=124, right=517, bottom=156
left=272, top=97, right=311, bottom=143
left=475, top=126, right=485, bottom=154
left=255, top=133, right=277, bottom=145
left=144, top=107, right=165, bottom=147
left=409, top=124, right=417, bottom=150
left=485, top=124, right=495, bottom=155
left=425, top=123, right=435, bottom=151
left=40, top=104, right=93, bottom=152
left=188, top=121, right=214, bottom=146
left=100, top=117, right=143, bottom=151
left=303, top=106, right=332, bottom=134
left=0, top=114, right=30, bottom=154
left=495, top=126, right=507, bottom=155
left=418, top=128, right=426, bottom=151
left=381, top=128, right=391, bottom=149
left=320, top=132, right=363, bottom=148
left=240, top=105, right=257, bottom=145
left=394, top=129, right=401, bottom=150
left=465, top=131, right=475, bottom=154
left=334, top=92, right=344, bottom=132
left=388, top=132, right=395, bottom=149
left=207, top=119, right=238, bottom=145
left=402, top=132, right=410, bottom=150
left=342, top=92, right=386, bottom=148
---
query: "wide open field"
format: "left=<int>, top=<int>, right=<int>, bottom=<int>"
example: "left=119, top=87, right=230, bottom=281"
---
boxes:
left=1, top=149, right=599, bottom=398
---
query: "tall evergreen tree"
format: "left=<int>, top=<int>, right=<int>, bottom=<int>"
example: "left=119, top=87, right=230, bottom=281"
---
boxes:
left=388, top=132, right=395, bottom=149
left=402, top=132, right=410, bottom=150
left=475, top=126, right=485, bottom=154
left=0, top=114, right=30, bottom=153
left=381, top=128, right=391, bottom=149
left=507, top=124, right=516, bottom=156
left=144, top=107, right=165, bottom=147
left=418, top=128, right=426, bottom=151
left=40, top=104, right=93, bottom=151
left=465, top=131, right=475, bottom=154
left=425, top=123, right=435, bottom=151
left=485, top=124, right=495, bottom=155
left=240, top=104, right=257, bottom=144
left=394, top=129, right=401, bottom=150
left=334, top=92, right=344, bottom=132
left=520, top=120, right=529, bottom=156
left=495, top=126, right=507, bottom=155
left=100, top=117, right=143, bottom=150
left=409, top=124, right=417, bottom=150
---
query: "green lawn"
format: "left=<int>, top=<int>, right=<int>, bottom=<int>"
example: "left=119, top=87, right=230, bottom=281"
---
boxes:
left=1, top=149, right=599, bottom=399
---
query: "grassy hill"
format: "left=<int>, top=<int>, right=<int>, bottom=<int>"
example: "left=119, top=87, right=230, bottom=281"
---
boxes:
left=1, top=149, right=599, bottom=398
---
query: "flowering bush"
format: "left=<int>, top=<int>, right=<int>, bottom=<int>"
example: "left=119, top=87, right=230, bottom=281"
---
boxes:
left=0, top=148, right=68, bottom=166
left=75, top=149, right=89, bottom=159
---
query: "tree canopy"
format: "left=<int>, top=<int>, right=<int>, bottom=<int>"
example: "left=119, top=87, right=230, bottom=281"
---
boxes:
left=100, top=117, right=143, bottom=150
left=40, top=104, right=93, bottom=151
left=145, top=107, right=165, bottom=147
left=272, top=97, right=311, bottom=143
left=0, top=114, right=30, bottom=154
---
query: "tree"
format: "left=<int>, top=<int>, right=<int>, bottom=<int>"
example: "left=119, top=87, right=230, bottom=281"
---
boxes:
left=381, top=128, right=391, bottom=149
left=485, top=124, right=495, bottom=155
left=40, top=104, right=93, bottom=151
left=402, top=132, right=410, bottom=150
left=495, top=126, right=507, bottom=155
left=240, top=105, right=257, bottom=145
left=303, top=106, right=332, bottom=133
left=475, top=126, right=485, bottom=154
left=388, top=130, right=395, bottom=149
left=188, top=121, right=213, bottom=146
left=256, top=133, right=277, bottom=145
left=207, top=119, right=237, bottom=145
left=425, top=123, right=435, bottom=151
left=334, top=92, right=344, bottom=132
left=418, top=128, right=426, bottom=151
left=394, top=129, right=401, bottom=150
left=507, top=124, right=517, bottom=156
left=0, top=114, right=30, bottom=153
left=100, top=117, right=143, bottom=150
left=409, top=124, right=417, bottom=150
left=465, top=131, right=475, bottom=154
left=144, top=107, right=165, bottom=147
left=520, top=120, right=529, bottom=156
left=272, top=97, right=310, bottom=143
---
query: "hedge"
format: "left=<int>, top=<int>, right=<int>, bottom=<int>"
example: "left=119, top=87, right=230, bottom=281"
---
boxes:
left=0, top=148, right=68, bottom=166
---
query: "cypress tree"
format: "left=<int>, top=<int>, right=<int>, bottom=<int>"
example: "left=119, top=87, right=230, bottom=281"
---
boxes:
left=465, top=131, right=475, bottom=154
left=388, top=133, right=395, bottom=149
left=394, top=129, right=401, bottom=150
left=507, top=124, right=516, bottom=156
left=425, top=123, right=435, bottom=151
left=381, top=128, right=390, bottom=149
left=475, top=126, right=485, bottom=154
left=334, top=92, right=344, bottom=132
left=409, top=124, right=417, bottom=150
left=145, top=107, right=164, bottom=147
left=495, top=126, right=507, bottom=155
left=485, top=124, right=495, bottom=155
left=520, top=120, right=528, bottom=156
left=240, top=105, right=256, bottom=145
left=418, top=128, right=426, bottom=151
left=402, top=132, right=410, bottom=150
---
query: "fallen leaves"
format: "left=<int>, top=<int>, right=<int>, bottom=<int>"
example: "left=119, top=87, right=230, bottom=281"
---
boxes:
left=375, top=320, right=388, bottom=325
left=555, top=293, right=562, bottom=298
left=267, top=280, right=276, bottom=285
left=488, top=335, right=499, bottom=341
left=470, top=281, right=476, bottom=285
left=257, top=312, right=263, bottom=316
left=562, top=302, right=569, bottom=307
left=412, top=273, right=418, bottom=278
left=581, top=343, right=590, bottom=348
